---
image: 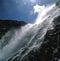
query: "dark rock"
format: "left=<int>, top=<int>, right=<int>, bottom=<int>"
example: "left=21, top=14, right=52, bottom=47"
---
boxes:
left=21, top=16, right=60, bottom=61
left=6, top=8, right=60, bottom=61
left=0, top=20, right=26, bottom=38
left=56, top=0, right=60, bottom=6
left=7, top=16, right=60, bottom=61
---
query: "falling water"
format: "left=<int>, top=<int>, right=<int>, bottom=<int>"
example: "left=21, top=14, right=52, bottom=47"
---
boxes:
left=0, top=1, right=60, bottom=61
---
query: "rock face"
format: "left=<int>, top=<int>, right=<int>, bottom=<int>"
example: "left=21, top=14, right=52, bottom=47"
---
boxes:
left=7, top=16, right=60, bottom=61
left=0, top=20, right=26, bottom=38
left=19, top=16, right=60, bottom=61
left=56, top=0, right=60, bottom=6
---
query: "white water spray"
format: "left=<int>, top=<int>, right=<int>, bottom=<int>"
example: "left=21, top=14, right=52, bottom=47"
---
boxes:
left=0, top=2, right=60, bottom=61
left=34, top=4, right=55, bottom=24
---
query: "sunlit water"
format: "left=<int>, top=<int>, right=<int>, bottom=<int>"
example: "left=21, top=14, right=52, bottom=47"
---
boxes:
left=0, top=1, right=60, bottom=61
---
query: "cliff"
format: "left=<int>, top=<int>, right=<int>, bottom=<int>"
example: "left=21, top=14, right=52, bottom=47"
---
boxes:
left=22, top=16, right=60, bottom=61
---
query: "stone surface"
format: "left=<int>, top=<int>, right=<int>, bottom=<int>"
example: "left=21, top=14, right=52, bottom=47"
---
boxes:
left=20, top=16, right=60, bottom=61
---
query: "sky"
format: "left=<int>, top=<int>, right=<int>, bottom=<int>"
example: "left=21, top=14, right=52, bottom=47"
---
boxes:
left=0, top=0, right=57, bottom=23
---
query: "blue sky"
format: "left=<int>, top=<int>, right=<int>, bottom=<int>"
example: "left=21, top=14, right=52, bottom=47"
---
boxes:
left=0, top=0, right=56, bottom=23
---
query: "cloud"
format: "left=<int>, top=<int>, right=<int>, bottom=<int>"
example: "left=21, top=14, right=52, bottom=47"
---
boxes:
left=23, top=0, right=38, bottom=5
left=30, top=0, right=37, bottom=3
left=29, top=4, right=45, bottom=16
left=33, top=4, right=45, bottom=13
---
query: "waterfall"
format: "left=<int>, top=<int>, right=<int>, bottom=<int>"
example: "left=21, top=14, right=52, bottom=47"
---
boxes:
left=0, top=1, right=60, bottom=61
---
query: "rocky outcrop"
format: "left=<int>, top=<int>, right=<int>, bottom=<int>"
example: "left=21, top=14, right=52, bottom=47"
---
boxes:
left=19, top=16, right=60, bottom=61
left=0, top=20, right=26, bottom=38
left=7, top=16, right=60, bottom=61
left=56, top=0, right=60, bottom=6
